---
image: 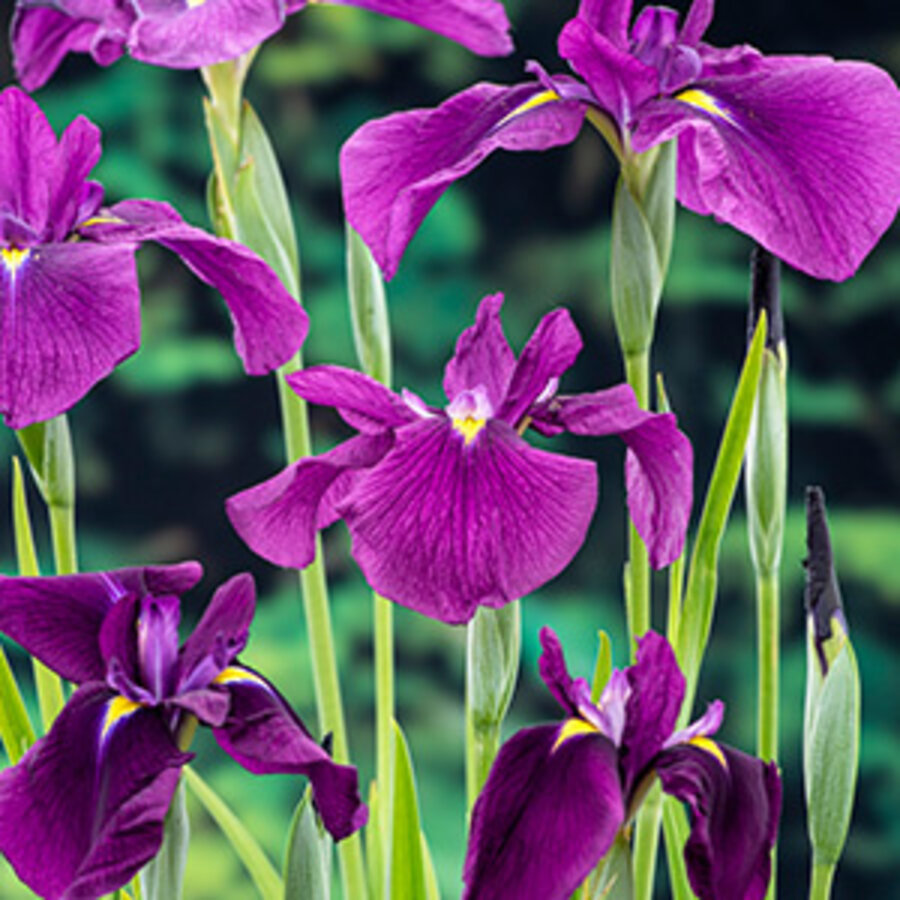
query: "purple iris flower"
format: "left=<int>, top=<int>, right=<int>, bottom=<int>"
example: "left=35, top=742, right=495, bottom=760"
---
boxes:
left=342, top=0, right=900, bottom=281
left=0, top=562, right=367, bottom=900
left=0, top=87, right=308, bottom=429
left=226, top=292, right=692, bottom=624
left=11, top=0, right=513, bottom=91
left=464, top=627, right=781, bottom=900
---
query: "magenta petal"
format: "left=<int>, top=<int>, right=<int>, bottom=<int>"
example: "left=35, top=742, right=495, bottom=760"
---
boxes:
left=537, top=626, right=593, bottom=719
left=0, top=683, right=189, bottom=900
left=679, top=0, right=714, bottom=45
left=341, top=81, right=585, bottom=278
left=463, top=724, right=624, bottom=900
left=86, top=199, right=308, bottom=373
left=497, top=307, right=582, bottom=425
left=287, top=365, right=415, bottom=432
left=47, top=113, right=103, bottom=241
left=656, top=742, right=782, bottom=900
left=227, top=432, right=394, bottom=568
left=0, top=240, right=140, bottom=428
left=343, top=418, right=597, bottom=624
left=575, top=0, right=634, bottom=47
left=11, top=7, right=101, bottom=92
left=322, top=0, right=512, bottom=56
left=443, top=293, right=515, bottom=409
left=632, top=58, right=900, bottom=280
left=129, top=0, right=286, bottom=68
left=0, top=564, right=199, bottom=684
left=619, top=632, right=684, bottom=793
left=213, top=669, right=367, bottom=841
left=550, top=386, right=693, bottom=568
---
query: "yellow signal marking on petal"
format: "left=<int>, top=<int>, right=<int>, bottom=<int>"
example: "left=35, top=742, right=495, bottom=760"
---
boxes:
left=452, top=416, right=486, bottom=445
left=212, top=666, right=268, bottom=687
left=496, top=89, right=561, bottom=129
left=553, top=717, right=599, bottom=752
left=78, top=215, right=125, bottom=228
left=1, top=247, right=30, bottom=273
left=102, top=695, right=143, bottom=739
left=186, top=0, right=207, bottom=7
left=688, top=735, right=728, bottom=770
left=675, top=89, right=736, bottom=125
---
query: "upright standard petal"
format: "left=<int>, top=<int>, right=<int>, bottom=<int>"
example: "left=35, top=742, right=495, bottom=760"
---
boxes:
left=442, top=292, right=515, bottom=409
left=342, top=418, right=597, bottom=623
left=315, top=0, right=513, bottom=57
left=129, top=0, right=286, bottom=69
left=212, top=668, right=367, bottom=841
left=464, top=724, right=624, bottom=900
left=0, top=240, right=141, bottom=428
left=543, top=386, right=693, bottom=568
left=227, top=432, right=395, bottom=568
left=656, top=742, right=782, bottom=900
left=632, top=57, right=900, bottom=280
left=81, top=199, right=309, bottom=374
left=0, top=563, right=199, bottom=685
left=341, top=81, right=586, bottom=278
left=0, top=683, right=189, bottom=900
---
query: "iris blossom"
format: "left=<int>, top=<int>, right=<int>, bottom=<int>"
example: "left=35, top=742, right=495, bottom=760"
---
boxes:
left=0, top=562, right=367, bottom=900
left=0, top=87, right=308, bottom=429
left=11, top=0, right=513, bottom=91
left=342, top=0, right=900, bottom=281
left=464, top=627, right=781, bottom=899
left=227, top=292, right=692, bottom=624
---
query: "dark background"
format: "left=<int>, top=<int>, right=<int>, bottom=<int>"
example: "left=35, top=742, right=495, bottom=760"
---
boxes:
left=1, top=1, right=898, bottom=896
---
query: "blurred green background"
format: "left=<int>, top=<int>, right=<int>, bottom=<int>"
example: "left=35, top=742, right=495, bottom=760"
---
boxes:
left=0, top=1, right=898, bottom=897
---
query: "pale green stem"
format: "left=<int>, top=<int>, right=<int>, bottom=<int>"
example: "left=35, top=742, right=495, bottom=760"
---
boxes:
left=465, top=713, right=501, bottom=816
left=374, top=591, right=394, bottom=816
left=808, top=862, right=834, bottom=900
left=757, top=569, right=779, bottom=900
left=624, top=349, right=650, bottom=659
left=49, top=501, right=78, bottom=575
left=666, top=551, right=685, bottom=648
left=633, top=782, right=663, bottom=900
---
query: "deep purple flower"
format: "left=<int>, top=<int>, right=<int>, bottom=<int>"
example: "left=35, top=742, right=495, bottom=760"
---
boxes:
left=464, top=627, right=781, bottom=900
left=11, top=0, right=513, bottom=91
left=0, top=87, right=308, bottom=429
left=0, top=562, right=367, bottom=900
left=227, top=293, right=692, bottom=624
left=342, top=0, right=900, bottom=281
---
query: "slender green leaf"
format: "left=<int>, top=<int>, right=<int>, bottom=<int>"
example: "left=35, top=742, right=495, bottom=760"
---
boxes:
left=13, top=456, right=65, bottom=730
left=182, top=766, right=282, bottom=900
left=390, top=720, right=426, bottom=900
left=676, top=313, right=767, bottom=715
left=420, top=832, right=441, bottom=900
left=661, top=797, right=693, bottom=900
left=140, top=777, right=189, bottom=900
left=346, top=222, right=391, bottom=386
left=590, top=631, right=613, bottom=703
left=283, top=790, right=331, bottom=900
left=365, top=780, right=385, bottom=900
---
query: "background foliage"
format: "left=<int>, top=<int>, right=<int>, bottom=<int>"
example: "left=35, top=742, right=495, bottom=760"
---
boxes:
left=1, top=1, right=898, bottom=896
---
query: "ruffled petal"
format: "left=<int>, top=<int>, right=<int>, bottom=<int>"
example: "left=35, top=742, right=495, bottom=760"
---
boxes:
left=545, top=386, right=693, bottom=568
left=537, top=626, right=592, bottom=719
left=129, top=0, right=286, bottom=69
left=619, top=632, right=684, bottom=793
left=227, top=432, right=395, bottom=568
left=212, top=666, right=367, bottom=841
left=632, top=57, right=900, bottom=280
left=0, top=240, right=140, bottom=428
left=463, top=724, right=624, bottom=900
left=442, top=293, right=515, bottom=409
left=558, top=16, right=659, bottom=126
left=343, top=418, right=597, bottom=623
left=81, top=199, right=308, bottom=373
left=47, top=113, right=103, bottom=241
left=341, top=80, right=586, bottom=278
left=574, top=0, right=634, bottom=48
left=309, top=0, right=512, bottom=56
left=496, top=307, right=582, bottom=426
left=0, top=564, right=200, bottom=684
left=287, top=365, right=414, bottom=432
left=178, top=572, right=256, bottom=690
left=679, top=0, right=715, bottom=46
left=0, top=683, right=189, bottom=900
left=656, top=742, right=782, bottom=900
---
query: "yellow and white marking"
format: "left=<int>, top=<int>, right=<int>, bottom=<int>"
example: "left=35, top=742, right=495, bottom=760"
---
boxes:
left=552, top=716, right=600, bottom=752
left=1, top=247, right=30, bottom=275
left=496, top=89, right=561, bottom=130
left=212, top=665, right=268, bottom=688
left=102, top=695, right=143, bottom=739
left=675, top=88, right=736, bottom=125
left=452, top=415, right=487, bottom=445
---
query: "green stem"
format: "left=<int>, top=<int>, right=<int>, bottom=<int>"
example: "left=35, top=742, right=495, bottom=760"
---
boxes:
left=808, top=862, right=834, bottom=900
left=633, top=782, right=663, bottom=900
left=757, top=569, right=779, bottom=763
left=49, top=501, right=78, bottom=575
left=374, top=591, right=394, bottom=876
left=465, top=712, right=501, bottom=816
left=624, top=349, right=651, bottom=659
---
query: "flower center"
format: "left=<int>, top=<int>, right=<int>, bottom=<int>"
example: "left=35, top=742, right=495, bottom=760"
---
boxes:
left=629, top=5, right=702, bottom=94
left=446, top=385, right=493, bottom=446
left=1, top=246, right=30, bottom=275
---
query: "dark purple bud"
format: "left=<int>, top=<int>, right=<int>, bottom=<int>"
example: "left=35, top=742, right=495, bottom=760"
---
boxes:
left=747, top=246, right=784, bottom=352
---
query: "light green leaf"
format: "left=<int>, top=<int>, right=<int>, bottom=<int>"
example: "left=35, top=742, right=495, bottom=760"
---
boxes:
left=365, top=780, right=385, bottom=900
left=347, top=222, right=391, bottom=385
left=15, top=415, right=74, bottom=510
left=420, top=832, right=440, bottom=900
left=140, top=777, right=189, bottom=900
left=661, top=797, right=693, bottom=900
left=182, top=766, right=282, bottom=900
left=390, top=720, right=426, bottom=900
left=283, top=790, right=331, bottom=900
left=590, top=631, right=613, bottom=703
